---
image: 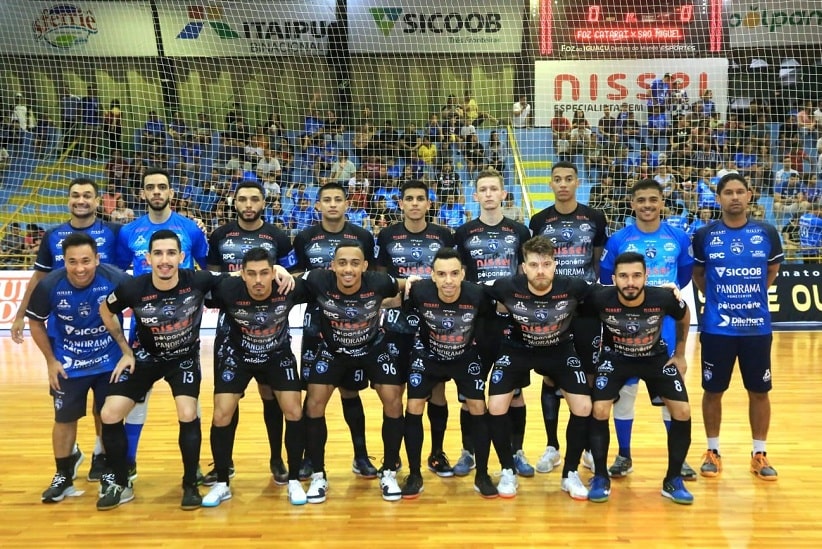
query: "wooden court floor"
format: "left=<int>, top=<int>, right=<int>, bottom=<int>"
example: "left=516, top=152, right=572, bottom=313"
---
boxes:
left=0, top=331, right=820, bottom=548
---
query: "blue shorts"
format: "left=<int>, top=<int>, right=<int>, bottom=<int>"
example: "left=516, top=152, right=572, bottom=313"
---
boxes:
left=700, top=333, right=773, bottom=393
left=50, top=372, right=111, bottom=423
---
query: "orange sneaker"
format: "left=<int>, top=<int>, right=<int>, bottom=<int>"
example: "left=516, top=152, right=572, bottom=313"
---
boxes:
left=700, top=450, right=722, bottom=478
left=750, top=452, right=778, bottom=481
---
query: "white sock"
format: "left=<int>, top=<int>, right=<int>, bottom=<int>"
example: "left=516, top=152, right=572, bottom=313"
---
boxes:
left=707, top=437, right=720, bottom=453
left=753, top=440, right=767, bottom=454
left=94, top=436, right=104, bottom=455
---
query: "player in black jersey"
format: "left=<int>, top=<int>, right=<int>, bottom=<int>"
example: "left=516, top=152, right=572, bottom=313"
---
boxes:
left=97, top=230, right=222, bottom=511
left=485, top=236, right=593, bottom=500
left=292, top=182, right=378, bottom=479
left=453, top=168, right=532, bottom=478
left=202, top=248, right=305, bottom=507
left=586, top=252, right=693, bottom=505
left=400, top=248, right=501, bottom=500
left=375, top=180, right=455, bottom=476
left=205, top=181, right=295, bottom=486
left=529, top=161, right=608, bottom=475
left=300, top=241, right=415, bottom=504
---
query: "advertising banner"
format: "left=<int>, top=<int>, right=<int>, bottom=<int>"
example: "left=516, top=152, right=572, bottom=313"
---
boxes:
left=347, top=0, right=522, bottom=54
left=534, top=58, right=729, bottom=125
left=726, top=0, right=822, bottom=47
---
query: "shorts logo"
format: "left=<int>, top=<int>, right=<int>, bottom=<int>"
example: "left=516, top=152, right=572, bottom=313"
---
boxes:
left=467, top=362, right=481, bottom=376
left=222, top=369, right=235, bottom=382
left=762, top=369, right=771, bottom=382
left=302, top=349, right=317, bottom=363
left=411, top=357, right=424, bottom=371
left=315, top=360, right=329, bottom=374
left=301, top=366, right=311, bottom=380
left=595, top=376, right=608, bottom=390
left=387, top=343, right=400, bottom=357
left=567, top=356, right=581, bottom=368
left=409, top=373, right=422, bottom=387
left=662, top=365, right=678, bottom=377
left=54, top=397, right=63, bottom=410
left=491, top=369, right=504, bottom=384
left=378, top=353, right=390, bottom=363
left=703, top=361, right=713, bottom=381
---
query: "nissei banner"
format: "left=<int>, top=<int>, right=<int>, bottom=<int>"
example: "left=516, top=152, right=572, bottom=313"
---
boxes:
left=158, top=0, right=335, bottom=56
left=726, top=0, right=822, bottom=47
left=690, top=263, right=822, bottom=326
left=348, top=0, right=522, bottom=53
left=534, top=58, right=729, bottom=125
left=1, top=1, right=157, bottom=56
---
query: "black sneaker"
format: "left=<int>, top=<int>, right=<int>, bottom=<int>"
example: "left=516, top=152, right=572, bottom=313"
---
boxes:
left=427, top=452, right=455, bottom=478
left=181, top=482, right=202, bottom=510
left=69, top=446, right=85, bottom=481
left=97, top=482, right=134, bottom=511
left=270, top=459, right=288, bottom=486
left=401, top=473, right=424, bottom=499
left=298, top=458, right=314, bottom=481
left=201, top=463, right=236, bottom=487
left=352, top=456, right=378, bottom=479
left=87, top=454, right=107, bottom=482
left=378, top=458, right=403, bottom=476
left=473, top=473, right=498, bottom=499
left=41, top=472, right=75, bottom=503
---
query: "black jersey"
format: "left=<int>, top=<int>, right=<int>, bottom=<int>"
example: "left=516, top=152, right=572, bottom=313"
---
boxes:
left=406, top=279, right=492, bottom=361
left=105, top=269, right=220, bottom=361
left=486, top=274, right=591, bottom=348
left=208, top=275, right=311, bottom=355
left=586, top=285, right=687, bottom=358
left=453, top=217, right=531, bottom=283
left=375, top=222, right=455, bottom=278
left=529, top=204, right=607, bottom=283
left=301, top=269, right=398, bottom=357
left=207, top=221, right=294, bottom=272
left=293, top=222, right=375, bottom=271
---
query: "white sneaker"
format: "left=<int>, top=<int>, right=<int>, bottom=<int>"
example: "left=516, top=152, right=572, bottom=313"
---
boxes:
left=497, top=468, right=518, bottom=498
left=582, top=450, right=595, bottom=473
left=561, top=471, right=589, bottom=501
left=306, top=472, right=328, bottom=504
left=288, top=480, right=307, bottom=506
left=536, top=446, right=562, bottom=473
left=201, top=482, right=232, bottom=507
left=379, top=470, right=402, bottom=502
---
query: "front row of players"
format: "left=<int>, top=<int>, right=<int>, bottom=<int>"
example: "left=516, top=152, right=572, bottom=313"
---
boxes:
left=31, top=229, right=693, bottom=509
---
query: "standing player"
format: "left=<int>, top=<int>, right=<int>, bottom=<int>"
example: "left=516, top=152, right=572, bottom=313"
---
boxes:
left=484, top=236, right=593, bottom=500
left=206, top=180, right=295, bottom=486
left=375, top=180, right=455, bottom=476
left=114, top=167, right=209, bottom=480
left=28, top=233, right=130, bottom=502
left=692, top=173, right=783, bottom=481
left=202, top=248, right=305, bottom=507
left=599, top=179, right=695, bottom=480
left=292, top=182, right=378, bottom=479
left=97, top=230, right=219, bottom=510
left=587, top=252, right=693, bottom=505
left=528, top=161, right=607, bottom=475
left=452, top=168, right=531, bottom=477
left=400, top=248, right=499, bottom=499
left=300, top=241, right=412, bottom=503
left=12, top=177, right=122, bottom=481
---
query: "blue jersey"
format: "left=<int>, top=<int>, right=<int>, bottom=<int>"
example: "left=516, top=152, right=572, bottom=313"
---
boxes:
left=799, top=213, right=822, bottom=249
left=600, top=223, right=694, bottom=288
left=116, top=212, right=208, bottom=275
left=664, top=215, right=690, bottom=235
left=35, top=219, right=120, bottom=272
left=25, top=264, right=130, bottom=378
left=692, top=220, right=783, bottom=336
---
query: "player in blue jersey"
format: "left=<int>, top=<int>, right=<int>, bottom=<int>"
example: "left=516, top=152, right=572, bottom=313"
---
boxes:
left=798, top=202, right=822, bottom=260
left=28, top=233, right=131, bottom=503
left=12, top=177, right=122, bottom=481
left=692, top=173, right=783, bottom=481
left=114, top=167, right=209, bottom=480
left=599, top=179, right=695, bottom=480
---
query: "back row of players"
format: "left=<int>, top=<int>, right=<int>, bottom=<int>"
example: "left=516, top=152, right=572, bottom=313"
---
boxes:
left=19, top=162, right=782, bottom=510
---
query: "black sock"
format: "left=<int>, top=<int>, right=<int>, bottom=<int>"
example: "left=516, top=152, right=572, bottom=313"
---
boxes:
left=590, top=418, right=610, bottom=477
left=404, top=412, right=423, bottom=476
left=541, top=382, right=561, bottom=449
left=341, top=395, right=368, bottom=458
left=210, top=423, right=235, bottom=484
left=179, top=418, right=201, bottom=486
left=488, top=413, right=515, bottom=470
left=262, top=398, right=284, bottom=463
left=284, top=418, right=305, bottom=481
left=304, top=416, right=328, bottom=474
left=382, top=414, right=405, bottom=471
left=562, top=413, right=590, bottom=477
left=460, top=408, right=474, bottom=453
left=55, top=456, right=74, bottom=478
left=508, top=405, right=526, bottom=452
left=427, top=402, right=448, bottom=455
left=666, top=418, right=692, bottom=480
left=471, top=413, right=491, bottom=476
left=102, top=421, right=128, bottom=486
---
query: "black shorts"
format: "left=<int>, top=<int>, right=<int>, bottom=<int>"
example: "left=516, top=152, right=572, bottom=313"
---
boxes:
left=307, top=336, right=403, bottom=389
left=50, top=372, right=111, bottom=423
left=700, top=332, right=773, bottom=393
left=382, top=307, right=416, bottom=376
left=408, top=346, right=486, bottom=401
left=592, top=352, right=688, bottom=405
left=488, top=341, right=590, bottom=397
left=215, top=345, right=302, bottom=394
left=108, top=354, right=201, bottom=401
left=300, top=304, right=323, bottom=381
left=571, top=315, right=602, bottom=375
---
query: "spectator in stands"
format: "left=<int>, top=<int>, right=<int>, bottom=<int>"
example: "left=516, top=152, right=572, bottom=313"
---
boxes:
left=551, top=107, right=571, bottom=142
left=103, top=99, right=122, bottom=155
left=463, top=90, right=498, bottom=128
left=619, top=111, right=640, bottom=149
left=691, top=140, right=721, bottom=171
left=437, top=192, right=467, bottom=229
left=511, top=95, right=531, bottom=128
left=797, top=100, right=816, bottom=134
left=463, top=133, right=485, bottom=179
left=110, top=196, right=135, bottom=225
left=598, top=105, right=618, bottom=143
left=748, top=112, right=770, bottom=150
left=104, top=149, right=128, bottom=191
left=781, top=213, right=802, bottom=247
left=798, top=203, right=822, bottom=260
left=80, top=86, right=102, bottom=159
left=459, top=117, right=478, bottom=154
left=569, top=109, right=594, bottom=156
left=485, top=130, right=506, bottom=172
left=648, top=73, right=671, bottom=110
left=0, top=146, right=9, bottom=166
left=142, top=110, right=166, bottom=157
left=669, top=79, right=691, bottom=120
left=646, top=108, right=670, bottom=152
left=289, top=195, right=319, bottom=235
left=441, top=94, right=464, bottom=123
left=346, top=195, right=372, bottom=232
left=9, top=92, right=31, bottom=145
left=256, top=148, right=282, bottom=185
left=347, top=168, right=370, bottom=210
left=266, top=195, right=288, bottom=231
left=24, top=223, right=43, bottom=258
left=313, top=136, right=337, bottom=182
left=696, top=167, right=719, bottom=213
left=501, top=195, right=523, bottom=222
left=653, top=163, right=677, bottom=205
left=774, top=171, right=810, bottom=219
left=785, top=143, right=810, bottom=175
left=322, top=109, right=345, bottom=149
left=363, top=154, right=382, bottom=183
left=417, top=136, right=438, bottom=173
left=399, top=123, right=421, bottom=162
left=711, top=120, right=730, bottom=161
left=352, top=123, right=375, bottom=160
left=693, top=89, right=716, bottom=119
left=59, top=87, right=81, bottom=156
left=425, top=114, right=444, bottom=145
left=774, top=156, right=799, bottom=195
left=669, top=141, right=693, bottom=174
left=688, top=207, right=714, bottom=236
left=101, top=182, right=121, bottom=220
left=178, top=135, right=202, bottom=178
left=0, top=222, right=25, bottom=266
left=663, top=202, right=690, bottom=234
left=167, top=111, right=188, bottom=150
left=443, top=113, right=462, bottom=154
left=677, top=165, right=698, bottom=212
left=437, top=161, right=461, bottom=203
left=195, top=112, right=213, bottom=145
left=377, top=120, right=400, bottom=160
left=225, top=113, right=250, bottom=149
left=265, top=112, right=285, bottom=148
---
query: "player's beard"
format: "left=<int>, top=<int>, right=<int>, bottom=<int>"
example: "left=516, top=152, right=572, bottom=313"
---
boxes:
left=616, top=285, right=644, bottom=302
left=148, top=197, right=170, bottom=212
left=239, top=208, right=263, bottom=223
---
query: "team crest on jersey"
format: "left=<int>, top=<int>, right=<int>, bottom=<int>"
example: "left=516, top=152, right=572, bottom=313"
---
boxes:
left=409, top=373, right=422, bottom=387
left=315, top=360, right=329, bottom=374
left=411, top=248, right=422, bottom=260
left=662, top=365, right=678, bottom=377
left=730, top=239, right=744, bottom=255
left=222, top=368, right=235, bottom=382
left=645, top=245, right=657, bottom=259
left=442, top=318, right=454, bottom=330
left=467, top=362, right=481, bottom=375
left=491, top=369, right=504, bottom=384
left=488, top=240, right=499, bottom=251
left=255, top=312, right=267, bottom=324
left=567, top=357, right=582, bottom=368
left=561, top=228, right=574, bottom=241
left=78, top=302, right=91, bottom=317
left=535, top=309, right=549, bottom=321
left=345, top=307, right=358, bottom=319
left=595, top=376, right=608, bottom=390
left=626, top=321, right=640, bottom=333
left=163, top=305, right=176, bottom=317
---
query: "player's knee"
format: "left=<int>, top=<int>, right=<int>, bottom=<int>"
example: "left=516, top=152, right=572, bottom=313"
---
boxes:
left=592, top=401, right=611, bottom=421
left=487, top=396, right=509, bottom=416
left=465, top=399, right=486, bottom=415
left=211, top=405, right=236, bottom=427
left=667, top=401, right=690, bottom=421
left=568, top=396, right=592, bottom=417
left=406, top=398, right=426, bottom=416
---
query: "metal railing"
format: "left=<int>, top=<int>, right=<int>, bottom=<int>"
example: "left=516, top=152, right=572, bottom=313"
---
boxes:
left=506, top=126, right=533, bottom=221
